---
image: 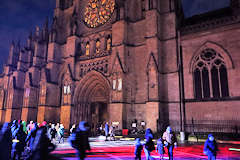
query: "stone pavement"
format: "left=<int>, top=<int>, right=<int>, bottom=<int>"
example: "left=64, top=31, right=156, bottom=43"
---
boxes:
left=50, top=136, right=240, bottom=160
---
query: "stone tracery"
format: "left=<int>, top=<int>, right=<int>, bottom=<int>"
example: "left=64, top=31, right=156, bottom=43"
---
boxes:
left=193, top=48, right=229, bottom=99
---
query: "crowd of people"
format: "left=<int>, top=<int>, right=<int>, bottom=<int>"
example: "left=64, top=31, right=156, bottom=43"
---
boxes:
left=134, top=126, right=218, bottom=160
left=0, top=120, right=218, bottom=160
left=0, top=120, right=57, bottom=160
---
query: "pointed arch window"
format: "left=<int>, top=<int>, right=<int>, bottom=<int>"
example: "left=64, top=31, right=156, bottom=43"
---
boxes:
left=7, top=90, right=13, bottom=108
left=112, top=79, right=117, bottom=90
left=193, top=49, right=229, bottom=99
left=117, top=78, right=122, bottom=91
left=63, top=83, right=71, bottom=104
left=106, top=36, right=112, bottom=52
left=25, top=88, right=30, bottom=97
left=39, top=85, right=46, bottom=105
left=23, top=88, right=30, bottom=107
left=86, top=42, right=90, bottom=56
left=112, top=73, right=122, bottom=91
left=96, top=39, right=100, bottom=54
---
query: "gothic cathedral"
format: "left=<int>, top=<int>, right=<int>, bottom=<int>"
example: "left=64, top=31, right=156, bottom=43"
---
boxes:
left=0, top=0, right=240, bottom=133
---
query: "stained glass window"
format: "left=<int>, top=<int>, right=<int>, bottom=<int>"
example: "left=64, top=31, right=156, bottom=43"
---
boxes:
left=96, top=39, right=100, bottom=54
left=86, top=42, right=90, bottom=56
left=84, top=0, right=115, bottom=28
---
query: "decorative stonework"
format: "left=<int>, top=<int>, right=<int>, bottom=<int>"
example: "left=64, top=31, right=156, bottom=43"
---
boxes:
left=79, top=59, right=108, bottom=77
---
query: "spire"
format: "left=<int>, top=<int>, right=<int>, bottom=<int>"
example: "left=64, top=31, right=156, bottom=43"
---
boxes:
left=56, top=0, right=61, bottom=8
left=44, top=17, right=48, bottom=30
left=15, top=40, right=21, bottom=54
left=7, top=41, right=15, bottom=64
left=42, top=17, right=49, bottom=42
left=52, top=16, right=58, bottom=30
left=11, top=40, right=15, bottom=48
left=35, top=26, right=40, bottom=37
left=28, top=31, right=32, bottom=39
left=10, top=41, right=15, bottom=53
left=27, top=31, right=32, bottom=49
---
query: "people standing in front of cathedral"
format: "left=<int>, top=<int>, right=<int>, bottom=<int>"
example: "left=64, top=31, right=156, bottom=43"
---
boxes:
left=27, top=121, right=34, bottom=134
left=58, top=124, right=65, bottom=144
left=134, top=138, right=143, bottom=160
left=11, top=123, right=27, bottom=160
left=144, top=128, right=155, bottom=160
left=204, top=134, right=218, bottom=160
left=25, top=122, right=39, bottom=151
left=49, top=124, right=57, bottom=142
left=11, top=120, right=18, bottom=135
left=30, top=121, right=55, bottom=160
left=156, top=137, right=165, bottom=160
left=69, top=121, right=91, bottom=160
left=104, top=122, right=109, bottom=141
left=99, top=123, right=104, bottom=135
left=109, top=124, right=115, bottom=141
left=22, top=121, right=28, bottom=134
left=162, top=126, right=177, bottom=160
left=55, top=123, right=60, bottom=141
left=0, top=122, right=12, bottom=160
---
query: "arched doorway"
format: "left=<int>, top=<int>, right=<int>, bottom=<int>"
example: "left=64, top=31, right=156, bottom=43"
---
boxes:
left=73, top=71, right=110, bottom=135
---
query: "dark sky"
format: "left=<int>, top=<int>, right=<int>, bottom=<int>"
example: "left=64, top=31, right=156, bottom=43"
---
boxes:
left=181, top=0, right=230, bottom=18
left=0, top=0, right=55, bottom=73
left=0, top=0, right=230, bottom=73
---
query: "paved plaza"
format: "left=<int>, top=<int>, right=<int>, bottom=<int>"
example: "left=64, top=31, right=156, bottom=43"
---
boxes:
left=50, top=137, right=240, bottom=160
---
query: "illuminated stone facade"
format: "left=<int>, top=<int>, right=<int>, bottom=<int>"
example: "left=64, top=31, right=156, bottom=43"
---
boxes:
left=0, top=0, right=240, bottom=133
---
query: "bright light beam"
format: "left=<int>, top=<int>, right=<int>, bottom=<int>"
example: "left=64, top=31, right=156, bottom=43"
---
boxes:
left=229, top=148, right=240, bottom=152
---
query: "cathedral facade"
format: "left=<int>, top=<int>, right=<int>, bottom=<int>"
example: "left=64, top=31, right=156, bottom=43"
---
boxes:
left=0, top=0, right=240, bottom=133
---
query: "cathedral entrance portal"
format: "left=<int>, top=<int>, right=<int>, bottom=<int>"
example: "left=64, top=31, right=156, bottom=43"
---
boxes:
left=90, top=102, right=108, bottom=135
left=72, top=71, right=110, bottom=134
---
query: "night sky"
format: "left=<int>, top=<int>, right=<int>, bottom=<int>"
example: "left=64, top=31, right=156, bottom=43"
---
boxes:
left=0, top=0, right=230, bottom=73
left=0, top=0, right=55, bottom=73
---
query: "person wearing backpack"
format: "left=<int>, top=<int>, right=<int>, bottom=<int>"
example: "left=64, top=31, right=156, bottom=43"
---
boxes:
left=69, top=121, right=91, bottom=160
